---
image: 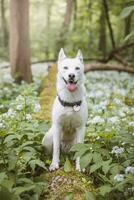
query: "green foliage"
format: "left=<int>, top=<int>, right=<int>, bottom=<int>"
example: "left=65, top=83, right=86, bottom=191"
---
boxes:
left=120, top=5, right=134, bottom=19
left=0, top=70, right=134, bottom=199
left=64, top=157, right=73, bottom=172
left=71, top=71, right=134, bottom=200
left=0, top=76, right=49, bottom=200
left=1, top=0, right=134, bottom=61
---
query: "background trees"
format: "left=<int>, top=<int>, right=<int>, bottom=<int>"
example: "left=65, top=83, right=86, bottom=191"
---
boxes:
left=9, top=0, right=32, bottom=83
left=0, top=0, right=134, bottom=81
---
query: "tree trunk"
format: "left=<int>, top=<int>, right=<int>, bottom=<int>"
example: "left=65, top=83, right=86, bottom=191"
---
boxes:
left=102, top=0, right=115, bottom=49
left=56, top=0, right=73, bottom=54
left=85, top=63, right=134, bottom=74
left=63, top=0, right=73, bottom=29
left=1, top=0, right=8, bottom=48
left=98, top=2, right=106, bottom=57
left=73, top=0, right=77, bottom=30
left=45, top=0, right=53, bottom=59
left=9, top=0, right=32, bottom=83
left=124, top=14, right=132, bottom=37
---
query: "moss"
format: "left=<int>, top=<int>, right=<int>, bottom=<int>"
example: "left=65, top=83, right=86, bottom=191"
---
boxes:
left=38, top=65, right=57, bottom=121
left=43, top=168, right=94, bottom=200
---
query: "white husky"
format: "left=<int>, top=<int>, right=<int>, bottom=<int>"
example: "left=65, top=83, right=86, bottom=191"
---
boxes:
left=42, top=48, right=88, bottom=171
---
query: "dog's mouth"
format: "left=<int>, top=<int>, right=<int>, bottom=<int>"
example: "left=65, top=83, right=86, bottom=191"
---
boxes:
left=62, top=77, right=78, bottom=92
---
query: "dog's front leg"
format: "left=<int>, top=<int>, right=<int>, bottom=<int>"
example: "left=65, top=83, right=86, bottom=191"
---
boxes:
left=49, top=124, right=60, bottom=171
left=75, top=126, right=86, bottom=172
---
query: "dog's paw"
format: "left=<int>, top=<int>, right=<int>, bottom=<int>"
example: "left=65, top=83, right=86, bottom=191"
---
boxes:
left=76, top=157, right=85, bottom=172
left=49, top=162, right=59, bottom=171
left=76, top=165, right=85, bottom=172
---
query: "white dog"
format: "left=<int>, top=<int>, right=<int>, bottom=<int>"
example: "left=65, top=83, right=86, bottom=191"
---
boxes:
left=42, top=48, right=88, bottom=171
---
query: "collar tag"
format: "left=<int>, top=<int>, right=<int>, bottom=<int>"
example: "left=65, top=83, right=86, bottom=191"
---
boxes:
left=73, top=105, right=80, bottom=112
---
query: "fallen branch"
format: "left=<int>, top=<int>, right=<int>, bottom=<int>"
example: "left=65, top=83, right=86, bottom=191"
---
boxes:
left=85, top=63, right=134, bottom=74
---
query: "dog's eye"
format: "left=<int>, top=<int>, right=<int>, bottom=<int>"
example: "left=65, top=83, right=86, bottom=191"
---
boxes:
left=63, top=66, right=68, bottom=70
left=75, top=67, right=80, bottom=70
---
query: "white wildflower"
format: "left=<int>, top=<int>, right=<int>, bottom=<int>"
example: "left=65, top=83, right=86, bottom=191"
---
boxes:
left=99, top=100, right=108, bottom=107
left=26, top=114, right=32, bottom=121
left=118, top=111, right=126, bottom=117
left=0, top=105, right=4, bottom=109
left=33, top=103, right=41, bottom=113
left=16, top=95, right=24, bottom=102
left=108, top=116, right=119, bottom=124
left=3, top=108, right=15, bottom=119
left=16, top=104, right=23, bottom=111
left=0, top=122, right=5, bottom=129
left=111, top=146, right=124, bottom=156
left=91, top=116, right=105, bottom=124
left=127, top=187, right=134, bottom=192
left=125, top=166, right=134, bottom=174
left=92, top=105, right=102, bottom=113
left=116, top=89, right=126, bottom=96
left=122, top=106, right=129, bottom=113
left=3, top=74, right=14, bottom=83
left=87, top=90, right=103, bottom=98
left=3, top=87, right=9, bottom=92
left=114, top=174, right=124, bottom=182
left=113, top=98, right=122, bottom=105
left=129, top=122, right=134, bottom=127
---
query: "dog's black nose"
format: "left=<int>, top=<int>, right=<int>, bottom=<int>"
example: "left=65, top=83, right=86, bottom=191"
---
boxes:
left=68, top=73, right=75, bottom=79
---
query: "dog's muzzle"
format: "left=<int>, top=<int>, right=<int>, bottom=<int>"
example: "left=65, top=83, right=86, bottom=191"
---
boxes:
left=62, top=77, right=78, bottom=92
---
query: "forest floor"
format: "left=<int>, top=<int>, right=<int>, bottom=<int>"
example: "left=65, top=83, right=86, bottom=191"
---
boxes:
left=0, top=63, right=134, bottom=200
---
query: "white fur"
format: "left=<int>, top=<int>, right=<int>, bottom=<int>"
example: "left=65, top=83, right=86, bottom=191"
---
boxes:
left=42, top=48, right=88, bottom=171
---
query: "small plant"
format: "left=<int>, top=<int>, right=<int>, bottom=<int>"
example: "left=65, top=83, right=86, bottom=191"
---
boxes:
left=0, top=76, right=49, bottom=200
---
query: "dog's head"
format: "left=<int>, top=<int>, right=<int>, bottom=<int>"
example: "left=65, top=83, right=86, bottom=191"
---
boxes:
left=57, top=48, right=85, bottom=92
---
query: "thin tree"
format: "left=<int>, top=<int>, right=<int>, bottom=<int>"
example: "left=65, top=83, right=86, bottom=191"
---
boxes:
left=9, top=0, right=32, bottom=83
left=102, top=0, right=115, bottom=49
left=0, top=0, right=8, bottom=48
left=98, top=2, right=107, bottom=58
left=56, top=0, right=73, bottom=53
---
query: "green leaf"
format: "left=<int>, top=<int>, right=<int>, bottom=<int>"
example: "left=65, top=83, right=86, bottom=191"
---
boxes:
left=70, top=143, right=90, bottom=152
left=13, top=185, right=35, bottom=196
left=98, top=185, right=112, bottom=196
left=90, top=163, right=102, bottom=173
left=98, top=174, right=112, bottom=184
left=22, top=146, right=36, bottom=153
left=110, top=163, right=123, bottom=176
left=74, top=148, right=90, bottom=159
left=4, top=135, right=18, bottom=143
left=17, top=178, right=33, bottom=184
left=20, top=141, right=34, bottom=149
left=93, top=152, right=102, bottom=163
left=124, top=31, right=134, bottom=42
left=8, top=150, right=17, bottom=171
left=1, top=179, right=14, bottom=190
left=0, top=172, right=7, bottom=184
left=64, top=193, right=73, bottom=200
left=85, top=191, right=96, bottom=200
left=64, top=158, right=73, bottom=172
left=22, top=152, right=34, bottom=163
left=29, top=159, right=46, bottom=172
left=80, top=153, right=92, bottom=169
left=102, top=159, right=112, bottom=175
left=120, top=6, right=134, bottom=19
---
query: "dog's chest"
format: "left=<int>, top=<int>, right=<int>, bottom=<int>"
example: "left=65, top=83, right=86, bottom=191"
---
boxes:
left=60, top=109, right=81, bottom=134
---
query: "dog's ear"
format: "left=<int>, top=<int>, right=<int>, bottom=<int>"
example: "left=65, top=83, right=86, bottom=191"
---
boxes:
left=76, top=49, right=83, bottom=63
left=58, top=48, right=66, bottom=62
